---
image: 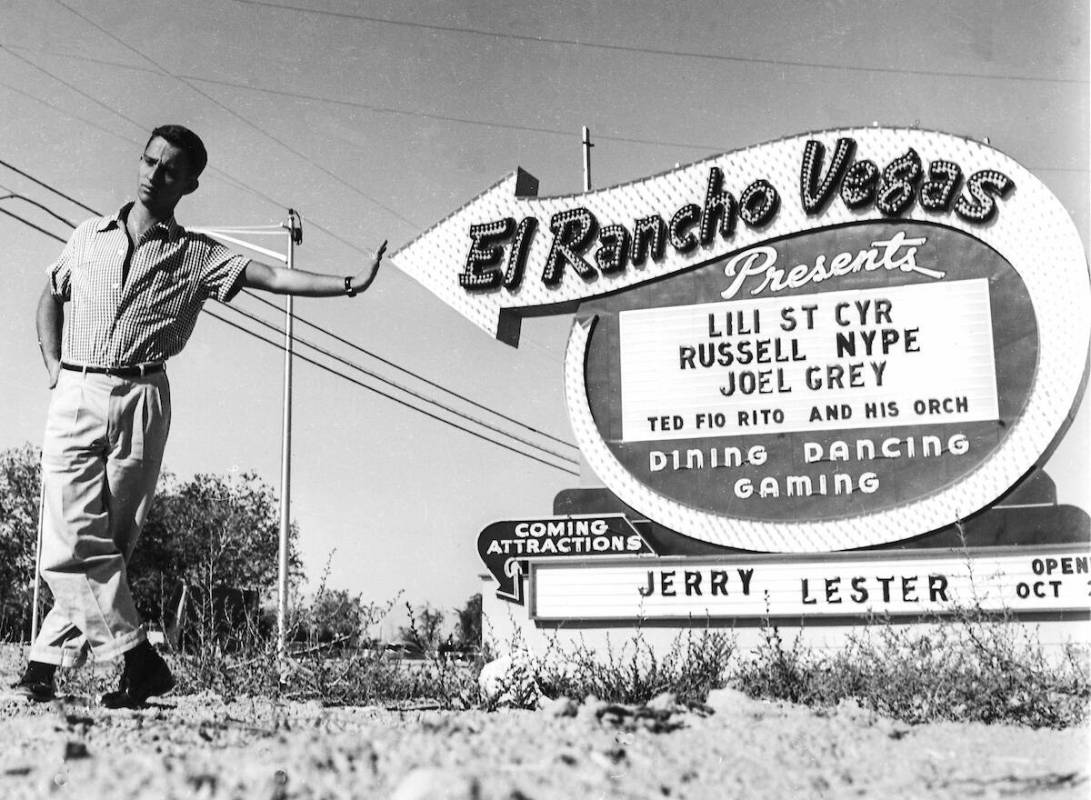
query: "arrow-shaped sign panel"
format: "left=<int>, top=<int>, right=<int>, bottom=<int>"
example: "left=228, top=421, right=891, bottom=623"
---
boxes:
left=478, top=514, right=654, bottom=604
left=390, top=127, right=1085, bottom=347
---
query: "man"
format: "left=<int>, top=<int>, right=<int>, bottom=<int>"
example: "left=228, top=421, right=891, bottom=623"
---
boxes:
left=15, top=124, right=385, bottom=708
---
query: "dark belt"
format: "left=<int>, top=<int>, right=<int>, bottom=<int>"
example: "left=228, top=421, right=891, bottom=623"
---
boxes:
left=61, top=362, right=164, bottom=378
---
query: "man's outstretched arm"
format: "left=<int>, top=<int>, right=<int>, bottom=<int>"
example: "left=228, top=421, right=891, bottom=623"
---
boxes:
left=36, top=282, right=64, bottom=388
left=240, top=240, right=386, bottom=297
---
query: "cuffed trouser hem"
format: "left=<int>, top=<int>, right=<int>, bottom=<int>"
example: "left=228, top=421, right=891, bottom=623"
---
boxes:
left=91, top=627, right=147, bottom=662
left=30, top=627, right=146, bottom=666
left=26, top=647, right=84, bottom=670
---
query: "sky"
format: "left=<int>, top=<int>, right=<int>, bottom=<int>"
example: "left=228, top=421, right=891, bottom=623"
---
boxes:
left=0, top=1, right=1087, bottom=633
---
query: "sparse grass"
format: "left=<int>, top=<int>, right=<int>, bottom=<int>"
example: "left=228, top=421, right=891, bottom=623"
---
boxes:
left=54, top=658, right=121, bottom=701
left=731, top=607, right=1090, bottom=729
left=20, top=595, right=1089, bottom=729
left=535, top=628, right=737, bottom=707
left=475, top=626, right=736, bottom=711
left=161, top=593, right=484, bottom=709
left=36, top=591, right=483, bottom=709
left=481, top=606, right=1088, bottom=729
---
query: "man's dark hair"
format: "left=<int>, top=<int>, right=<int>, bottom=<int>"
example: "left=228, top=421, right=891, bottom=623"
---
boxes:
left=146, top=125, right=208, bottom=177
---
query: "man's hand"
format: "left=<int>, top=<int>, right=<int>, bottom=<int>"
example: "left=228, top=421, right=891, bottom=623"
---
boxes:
left=350, top=240, right=386, bottom=295
left=37, top=283, right=64, bottom=388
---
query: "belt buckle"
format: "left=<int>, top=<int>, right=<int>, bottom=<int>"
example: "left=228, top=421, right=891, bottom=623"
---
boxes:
left=137, top=364, right=146, bottom=377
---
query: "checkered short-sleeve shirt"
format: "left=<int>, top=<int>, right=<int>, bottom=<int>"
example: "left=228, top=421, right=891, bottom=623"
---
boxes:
left=48, top=203, right=251, bottom=367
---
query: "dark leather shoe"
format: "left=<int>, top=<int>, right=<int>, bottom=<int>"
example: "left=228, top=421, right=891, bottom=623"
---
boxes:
left=12, top=662, right=56, bottom=702
left=101, top=644, right=175, bottom=709
left=12, top=676, right=55, bottom=702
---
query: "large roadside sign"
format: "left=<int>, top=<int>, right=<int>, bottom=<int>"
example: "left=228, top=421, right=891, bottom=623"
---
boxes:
left=393, top=126, right=1090, bottom=610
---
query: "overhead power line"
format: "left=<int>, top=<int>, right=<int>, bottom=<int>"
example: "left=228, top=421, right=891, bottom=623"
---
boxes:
left=0, top=205, right=67, bottom=243
left=203, top=306, right=578, bottom=476
left=0, top=42, right=163, bottom=78
left=5, top=45, right=1086, bottom=176
left=0, top=160, right=98, bottom=215
left=0, top=45, right=150, bottom=139
left=52, top=1, right=420, bottom=233
left=241, top=289, right=577, bottom=450
left=0, top=188, right=79, bottom=228
left=180, top=73, right=733, bottom=155
left=0, top=50, right=415, bottom=251
left=217, top=299, right=579, bottom=466
left=231, top=0, right=1089, bottom=86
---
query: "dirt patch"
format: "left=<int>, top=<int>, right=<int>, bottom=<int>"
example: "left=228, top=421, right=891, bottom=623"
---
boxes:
left=0, top=648, right=1086, bottom=799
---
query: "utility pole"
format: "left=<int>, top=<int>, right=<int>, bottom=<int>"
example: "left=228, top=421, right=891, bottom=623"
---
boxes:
left=277, top=209, right=302, bottom=660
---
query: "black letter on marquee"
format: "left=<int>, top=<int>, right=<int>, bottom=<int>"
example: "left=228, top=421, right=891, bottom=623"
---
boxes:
left=954, top=170, right=1014, bottom=223
left=699, top=167, right=737, bottom=246
left=800, top=138, right=855, bottom=214
left=840, top=160, right=878, bottom=208
left=630, top=215, right=667, bottom=267
left=542, top=207, right=599, bottom=286
left=595, top=224, right=631, bottom=274
left=668, top=204, right=701, bottom=253
left=920, top=160, right=962, bottom=212
left=739, top=179, right=780, bottom=228
left=876, top=148, right=922, bottom=216
left=503, top=216, right=537, bottom=289
left=459, top=218, right=515, bottom=290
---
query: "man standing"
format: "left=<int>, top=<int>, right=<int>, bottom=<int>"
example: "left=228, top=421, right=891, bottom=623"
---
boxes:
left=15, top=125, right=385, bottom=708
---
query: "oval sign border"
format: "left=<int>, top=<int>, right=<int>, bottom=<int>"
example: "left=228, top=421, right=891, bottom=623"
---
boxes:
left=564, top=127, right=1090, bottom=553
left=581, top=222, right=1039, bottom=523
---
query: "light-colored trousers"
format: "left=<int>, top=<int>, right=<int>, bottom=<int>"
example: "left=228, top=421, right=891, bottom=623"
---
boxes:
left=31, top=368, right=171, bottom=666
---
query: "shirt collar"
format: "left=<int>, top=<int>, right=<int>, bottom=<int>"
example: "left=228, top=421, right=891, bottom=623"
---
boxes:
left=96, top=202, right=183, bottom=242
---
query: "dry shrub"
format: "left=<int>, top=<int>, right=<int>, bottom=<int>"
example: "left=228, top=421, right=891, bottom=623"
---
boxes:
left=489, top=627, right=737, bottom=709
left=164, top=593, right=482, bottom=708
left=732, top=608, right=1090, bottom=729
left=41, top=590, right=1088, bottom=728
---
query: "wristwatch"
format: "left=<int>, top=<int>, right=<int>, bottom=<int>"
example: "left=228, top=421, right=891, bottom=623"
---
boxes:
left=344, top=276, right=356, bottom=297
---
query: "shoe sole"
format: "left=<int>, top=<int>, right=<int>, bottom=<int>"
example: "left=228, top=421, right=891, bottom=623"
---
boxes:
left=101, top=676, right=176, bottom=709
left=12, top=686, right=56, bottom=703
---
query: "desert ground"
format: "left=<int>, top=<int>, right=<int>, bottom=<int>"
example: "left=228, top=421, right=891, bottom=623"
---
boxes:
left=0, top=646, right=1086, bottom=800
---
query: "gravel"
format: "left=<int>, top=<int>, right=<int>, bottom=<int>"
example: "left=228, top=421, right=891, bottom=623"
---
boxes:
left=0, top=650, right=1086, bottom=799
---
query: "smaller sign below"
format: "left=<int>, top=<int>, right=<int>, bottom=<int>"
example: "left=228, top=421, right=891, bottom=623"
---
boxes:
left=530, top=546, right=1091, bottom=621
left=479, top=515, right=656, bottom=604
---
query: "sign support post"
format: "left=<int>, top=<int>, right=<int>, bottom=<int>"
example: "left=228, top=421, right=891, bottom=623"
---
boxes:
left=582, top=126, right=593, bottom=193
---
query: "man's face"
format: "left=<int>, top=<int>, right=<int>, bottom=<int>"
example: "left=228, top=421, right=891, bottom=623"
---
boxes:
left=137, top=136, right=198, bottom=215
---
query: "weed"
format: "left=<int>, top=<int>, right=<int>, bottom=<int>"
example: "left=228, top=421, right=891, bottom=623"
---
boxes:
left=733, top=624, right=818, bottom=705
left=485, top=626, right=737, bottom=709
left=730, top=606, right=1090, bottom=729
left=30, top=586, right=1088, bottom=729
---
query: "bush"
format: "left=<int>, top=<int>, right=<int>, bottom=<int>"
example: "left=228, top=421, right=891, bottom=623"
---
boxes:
left=0, top=444, right=44, bottom=640
left=163, top=591, right=481, bottom=708
left=550, top=629, right=736, bottom=707
left=731, top=608, right=1090, bottom=729
left=485, top=627, right=737, bottom=709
